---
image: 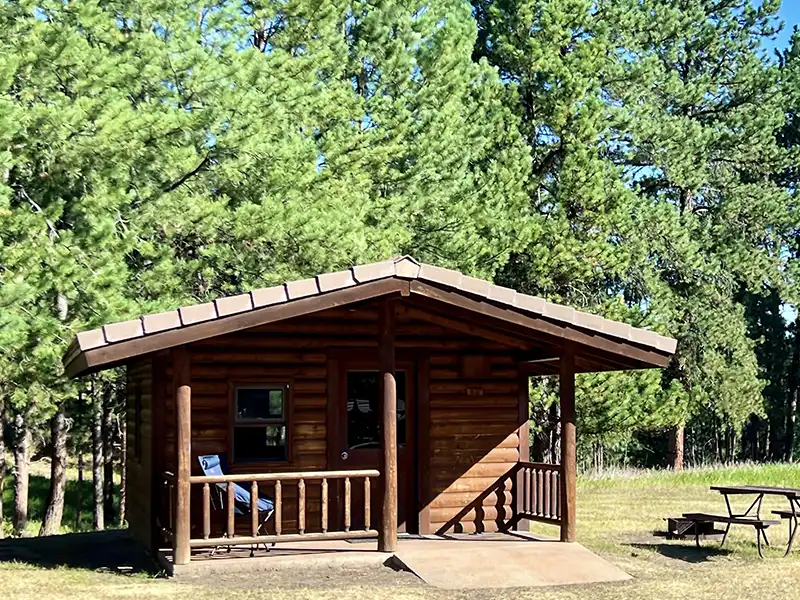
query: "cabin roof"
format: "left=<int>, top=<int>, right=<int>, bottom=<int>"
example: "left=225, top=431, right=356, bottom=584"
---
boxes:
left=62, top=256, right=677, bottom=378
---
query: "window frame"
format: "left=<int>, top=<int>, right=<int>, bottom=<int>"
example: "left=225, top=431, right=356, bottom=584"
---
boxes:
left=229, top=380, right=292, bottom=464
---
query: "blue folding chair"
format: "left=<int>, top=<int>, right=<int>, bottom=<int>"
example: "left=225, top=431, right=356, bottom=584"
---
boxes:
left=198, top=454, right=275, bottom=556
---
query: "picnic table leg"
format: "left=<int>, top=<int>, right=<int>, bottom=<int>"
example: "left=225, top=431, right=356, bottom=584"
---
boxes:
left=746, top=494, right=767, bottom=556
left=720, top=493, right=734, bottom=548
left=720, top=522, right=732, bottom=548
left=786, top=516, right=797, bottom=557
left=783, top=499, right=799, bottom=558
left=754, top=495, right=764, bottom=519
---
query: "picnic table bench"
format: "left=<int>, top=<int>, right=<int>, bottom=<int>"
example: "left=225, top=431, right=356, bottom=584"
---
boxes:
left=772, top=509, right=800, bottom=553
left=681, top=512, right=780, bottom=557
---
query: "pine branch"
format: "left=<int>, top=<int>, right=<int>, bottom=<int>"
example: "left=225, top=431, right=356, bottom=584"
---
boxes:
left=163, top=153, right=212, bottom=193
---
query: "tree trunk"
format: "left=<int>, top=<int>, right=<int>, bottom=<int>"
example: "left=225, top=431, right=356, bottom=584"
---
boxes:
left=13, top=411, right=31, bottom=536
left=40, top=404, right=68, bottom=536
left=548, top=402, right=560, bottom=463
left=92, top=378, right=104, bottom=531
left=668, top=424, right=685, bottom=470
left=765, top=421, right=772, bottom=461
left=119, top=417, right=126, bottom=525
left=76, top=453, right=84, bottom=531
left=531, top=430, right=545, bottom=463
left=0, top=397, right=5, bottom=540
left=786, top=325, right=800, bottom=462
left=102, top=389, right=114, bottom=525
left=787, top=392, right=798, bottom=463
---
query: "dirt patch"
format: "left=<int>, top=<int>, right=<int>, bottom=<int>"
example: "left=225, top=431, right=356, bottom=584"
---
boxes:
left=175, top=561, right=425, bottom=590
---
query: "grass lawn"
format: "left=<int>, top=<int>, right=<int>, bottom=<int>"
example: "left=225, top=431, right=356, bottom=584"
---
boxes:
left=2, top=459, right=124, bottom=537
left=2, top=463, right=800, bottom=599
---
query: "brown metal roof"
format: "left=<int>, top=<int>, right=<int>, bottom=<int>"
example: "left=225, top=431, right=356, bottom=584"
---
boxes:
left=63, top=256, right=677, bottom=377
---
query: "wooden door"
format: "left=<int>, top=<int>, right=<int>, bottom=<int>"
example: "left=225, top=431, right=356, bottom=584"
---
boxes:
left=332, top=359, right=416, bottom=532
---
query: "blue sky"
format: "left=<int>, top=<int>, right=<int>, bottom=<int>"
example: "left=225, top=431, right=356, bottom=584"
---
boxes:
left=766, top=3, right=798, bottom=323
left=772, top=2, right=800, bottom=51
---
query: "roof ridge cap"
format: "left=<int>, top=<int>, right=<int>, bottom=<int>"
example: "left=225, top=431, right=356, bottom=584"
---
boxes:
left=393, top=255, right=420, bottom=265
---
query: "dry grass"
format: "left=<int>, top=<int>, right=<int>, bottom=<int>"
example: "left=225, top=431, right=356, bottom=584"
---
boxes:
left=2, top=463, right=800, bottom=599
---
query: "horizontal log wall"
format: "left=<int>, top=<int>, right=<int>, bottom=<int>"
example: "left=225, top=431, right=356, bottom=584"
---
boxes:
left=162, top=338, right=328, bottom=537
left=126, top=358, right=153, bottom=547
left=427, top=353, right=521, bottom=534
left=153, top=301, right=523, bottom=538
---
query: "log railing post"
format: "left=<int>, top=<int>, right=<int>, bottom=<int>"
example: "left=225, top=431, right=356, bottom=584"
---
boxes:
left=321, top=478, right=328, bottom=534
left=560, top=349, right=577, bottom=542
left=344, top=477, right=351, bottom=532
left=378, top=299, right=398, bottom=552
left=275, top=480, right=282, bottom=535
left=543, top=472, right=551, bottom=517
left=298, top=479, right=306, bottom=535
left=202, top=483, right=210, bottom=540
left=364, top=477, right=371, bottom=530
left=174, top=345, right=191, bottom=565
left=227, top=481, right=235, bottom=538
left=537, top=469, right=543, bottom=516
left=251, top=481, right=259, bottom=537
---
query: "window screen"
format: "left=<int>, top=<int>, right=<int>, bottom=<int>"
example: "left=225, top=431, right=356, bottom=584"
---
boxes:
left=233, top=385, right=288, bottom=461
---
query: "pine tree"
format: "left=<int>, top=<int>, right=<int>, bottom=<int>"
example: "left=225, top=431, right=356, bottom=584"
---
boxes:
left=472, top=0, right=793, bottom=465
left=0, top=0, right=534, bottom=532
left=614, top=0, right=790, bottom=464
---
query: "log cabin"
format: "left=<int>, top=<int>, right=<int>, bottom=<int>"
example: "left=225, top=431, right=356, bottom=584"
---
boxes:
left=62, top=256, right=676, bottom=565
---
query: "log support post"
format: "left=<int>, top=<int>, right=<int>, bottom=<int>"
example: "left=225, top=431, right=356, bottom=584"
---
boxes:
left=559, top=349, right=577, bottom=542
left=378, top=300, right=398, bottom=552
left=174, top=345, right=192, bottom=565
left=514, top=371, right=530, bottom=531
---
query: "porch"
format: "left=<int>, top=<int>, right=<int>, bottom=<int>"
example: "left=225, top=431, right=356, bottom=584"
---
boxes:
left=159, top=461, right=565, bottom=558
left=158, top=531, right=631, bottom=589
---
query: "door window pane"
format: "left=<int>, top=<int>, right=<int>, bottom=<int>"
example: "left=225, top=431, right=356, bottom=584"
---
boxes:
left=347, top=371, right=406, bottom=449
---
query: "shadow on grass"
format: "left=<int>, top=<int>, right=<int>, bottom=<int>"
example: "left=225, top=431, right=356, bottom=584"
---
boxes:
left=2, top=473, right=159, bottom=575
left=0, top=529, right=160, bottom=575
left=627, top=541, right=732, bottom=563
left=3, top=473, right=116, bottom=533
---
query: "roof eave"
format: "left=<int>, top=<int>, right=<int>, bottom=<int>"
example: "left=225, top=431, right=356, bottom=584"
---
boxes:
left=63, top=277, right=410, bottom=378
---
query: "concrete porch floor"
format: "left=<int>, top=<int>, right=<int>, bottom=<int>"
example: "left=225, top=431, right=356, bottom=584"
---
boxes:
left=160, top=532, right=631, bottom=589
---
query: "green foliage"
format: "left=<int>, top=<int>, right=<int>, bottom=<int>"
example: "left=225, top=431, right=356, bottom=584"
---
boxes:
left=474, top=0, right=798, bottom=462
left=2, top=0, right=800, bottom=472
left=0, top=0, right=531, bottom=444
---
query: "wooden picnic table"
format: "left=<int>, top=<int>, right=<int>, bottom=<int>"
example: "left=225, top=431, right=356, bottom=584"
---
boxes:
left=709, top=485, right=800, bottom=557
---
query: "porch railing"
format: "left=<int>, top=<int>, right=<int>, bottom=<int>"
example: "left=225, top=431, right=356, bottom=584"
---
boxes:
left=511, top=461, right=563, bottom=525
left=162, top=469, right=380, bottom=550
left=161, top=471, right=177, bottom=544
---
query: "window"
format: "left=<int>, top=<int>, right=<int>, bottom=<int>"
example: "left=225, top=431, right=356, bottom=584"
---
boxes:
left=346, top=371, right=406, bottom=449
left=233, top=385, right=289, bottom=462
